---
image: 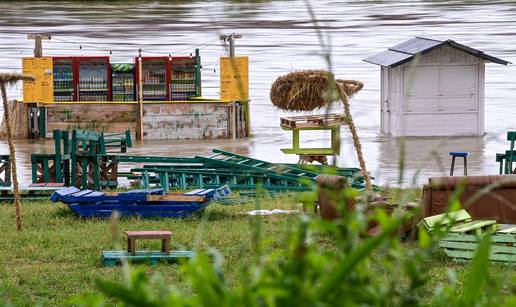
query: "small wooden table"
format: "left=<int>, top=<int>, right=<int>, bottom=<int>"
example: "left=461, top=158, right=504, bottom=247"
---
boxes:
left=123, top=230, right=172, bottom=256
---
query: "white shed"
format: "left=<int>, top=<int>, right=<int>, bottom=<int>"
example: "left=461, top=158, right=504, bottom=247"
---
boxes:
left=364, top=37, right=509, bottom=136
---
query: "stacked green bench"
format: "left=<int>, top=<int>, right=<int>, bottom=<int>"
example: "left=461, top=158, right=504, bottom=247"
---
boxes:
left=419, top=210, right=515, bottom=264
left=125, top=150, right=371, bottom=192
left=31, top=129, right=132, bottom=190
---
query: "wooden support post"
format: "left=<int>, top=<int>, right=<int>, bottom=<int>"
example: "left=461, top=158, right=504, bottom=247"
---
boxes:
left=27, top=34, right=51, bottom=58
left=195, top=48, right=201, bottom=97
left=231, top=102, right=237, bottom=140
left=220, top=33, right=242, bottom=57
left=137, top=51, right=144, bottom=141
left=53, top=130, right=62, bottom=183
left=27, top=34, right=51, bottom=139
left=331, top=127, right=341, bottom=155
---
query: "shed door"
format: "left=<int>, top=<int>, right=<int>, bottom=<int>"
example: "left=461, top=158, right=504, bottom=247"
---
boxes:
left=381, top=67, right=390, bottom=133
left=402, top=64, right=480, bottom=136
left=403, top=64, right=478, bottom=112
left=440, top=65, right=479, bottom=111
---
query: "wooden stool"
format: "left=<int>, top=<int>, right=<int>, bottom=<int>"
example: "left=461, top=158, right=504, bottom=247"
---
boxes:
left=123, top=230, right=171, bottom=256
left=449, top=152, right=468, bottom=176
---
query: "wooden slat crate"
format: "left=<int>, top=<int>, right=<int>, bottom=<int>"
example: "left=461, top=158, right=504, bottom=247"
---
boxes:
left=439, top=233, right=516, bottom=264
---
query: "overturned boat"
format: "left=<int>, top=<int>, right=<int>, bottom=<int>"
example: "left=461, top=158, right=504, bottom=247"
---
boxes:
left=50, top=185, right=230, bottom=218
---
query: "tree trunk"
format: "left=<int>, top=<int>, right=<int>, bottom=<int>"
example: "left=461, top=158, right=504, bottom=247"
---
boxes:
left=1, top=83, right=22, bottom=231
left=337, top=85, right=373, bottom=193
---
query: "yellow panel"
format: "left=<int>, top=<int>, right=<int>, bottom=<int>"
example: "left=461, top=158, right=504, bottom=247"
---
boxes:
left=220, top=56, right=249, bottom=101
left=22, top=58, right=35, bottom=102
left=21, top=57, right=54, bottom=103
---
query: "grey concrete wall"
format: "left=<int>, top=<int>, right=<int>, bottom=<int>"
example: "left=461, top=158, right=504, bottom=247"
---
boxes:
left=143, top=103, right=230, bottom=139
left=45, top=102, right=234, bottom=140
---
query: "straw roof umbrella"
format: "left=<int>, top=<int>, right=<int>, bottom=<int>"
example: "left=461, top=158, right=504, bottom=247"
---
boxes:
left=270, top=70, right=373, bottom=192
left=0, top=73, right=34, bottom=231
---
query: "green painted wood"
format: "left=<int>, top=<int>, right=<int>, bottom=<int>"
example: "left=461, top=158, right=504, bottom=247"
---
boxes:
left=38, top=107, right=46, bottom=138
left=419, top=209, right=471, bottom=230
left=118, top=155, right=201, bottom=164
left=439, top=241, right=516, bottom=254
left=442, top=234, right=516, bottom=243
left=443, top=250, right=516, bottom=263
left=281, top=126, right=340, bottom=156
left=498, top=226, right=516, bottom=234
left=195, top=48, right=201, bottom=97
left=101, top=250, right=196, bottom=266
left=450, top=220, right=498, bottom=234
left=207, top=149, right=320, bottom=178
left=281, top=148, right=336, bottom=155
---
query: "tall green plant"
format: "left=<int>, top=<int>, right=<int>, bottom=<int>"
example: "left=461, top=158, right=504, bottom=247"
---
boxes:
left=71, top=185, right=511, bottom=306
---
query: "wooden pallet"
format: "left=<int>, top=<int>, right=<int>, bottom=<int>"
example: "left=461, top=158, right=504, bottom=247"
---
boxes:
left=419, top=209, right=497, bottom=235
left=439, top=232, right=516, bottom=264
left=102, top=250, right=195, bottom=267
left=280, top=114, right=345, bottom=129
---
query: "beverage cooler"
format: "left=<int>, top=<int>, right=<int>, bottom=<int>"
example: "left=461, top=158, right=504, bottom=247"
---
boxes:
left=77, top=56, right=111, bottom=101
left=111, top=63, right=135, bottom=102
left=52, top=57, right=76, bottom=102
left=135, top=57, right=169, bottom=101
left=170, top=56, right=198, bottom=101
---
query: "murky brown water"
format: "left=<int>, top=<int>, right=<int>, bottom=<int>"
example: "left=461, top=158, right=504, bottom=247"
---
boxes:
left=1, top=0, right=515, bottom=186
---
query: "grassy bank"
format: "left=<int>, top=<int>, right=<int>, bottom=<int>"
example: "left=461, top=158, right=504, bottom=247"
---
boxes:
left=0, top=195, right=514, bottom=306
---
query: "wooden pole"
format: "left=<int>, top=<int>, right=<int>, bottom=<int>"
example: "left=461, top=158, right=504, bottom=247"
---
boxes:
left=27, top=34, right=51, bottom=139
left=27, top=34, right=51, bottom=57
left=137, top=50, right=144, bottom=141
left=220, top=33, right=242, bottom=57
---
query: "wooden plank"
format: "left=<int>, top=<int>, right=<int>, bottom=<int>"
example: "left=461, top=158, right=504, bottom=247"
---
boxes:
left=146, top=194, right=206, bottom=202
left=442, top=234, right=516, bottom=243
left=450, top=220, right=497, bottom=233
left=439, top=241, right=516, bottom=254
left=124, top=230, right=172, bottom=238
left=498, top=226, right=516, bottom=234
left=102, top=250, right=195, bottom=267
left=281, top=148, right=336, bottom=155
left=419, top=209, right=471, bottom=230
left=443, top=250, right=516, bottom=263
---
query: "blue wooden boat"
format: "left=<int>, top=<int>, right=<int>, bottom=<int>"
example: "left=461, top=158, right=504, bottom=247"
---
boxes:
left=50, top=185, right=231, bottom=218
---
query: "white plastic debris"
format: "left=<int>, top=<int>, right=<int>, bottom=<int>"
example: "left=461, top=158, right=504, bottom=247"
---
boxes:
left=246, top=209, right=300, bottom=216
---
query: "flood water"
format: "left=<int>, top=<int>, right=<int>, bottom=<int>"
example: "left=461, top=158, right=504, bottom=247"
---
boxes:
left=1, top=0, right=515, bottom=186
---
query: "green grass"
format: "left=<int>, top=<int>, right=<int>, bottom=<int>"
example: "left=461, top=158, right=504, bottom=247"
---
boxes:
left=0, top=195, right=301, bottom=306
left=0, top=195, right=514, bottom=306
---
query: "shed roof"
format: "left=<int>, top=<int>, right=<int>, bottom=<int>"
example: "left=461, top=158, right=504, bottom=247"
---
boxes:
left=363, top=37, right=510, bottom=68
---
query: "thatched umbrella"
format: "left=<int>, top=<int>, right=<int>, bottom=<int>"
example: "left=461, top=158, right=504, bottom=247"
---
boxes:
left=270, top=70, right=373, bottom=192
left=0, top=73, right=34, bottom=231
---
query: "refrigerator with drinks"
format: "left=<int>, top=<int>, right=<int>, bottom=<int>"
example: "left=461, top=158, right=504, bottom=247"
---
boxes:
left=135, top=57, right=170, bottom=101
left=77, top=56, right=111, bottom=102
left=52, top=57, right=76, bottom=102
left=111, top=63, right=135, bottom=102
left=170, top=56, right=199, bottom=101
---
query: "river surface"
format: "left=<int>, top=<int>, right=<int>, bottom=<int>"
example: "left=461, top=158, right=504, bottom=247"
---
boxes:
left=1, top=0, right=515, bottom=186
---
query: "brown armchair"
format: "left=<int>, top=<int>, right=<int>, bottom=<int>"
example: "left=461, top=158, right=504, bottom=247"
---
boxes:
left=422, top=175, right=516, bottom=224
